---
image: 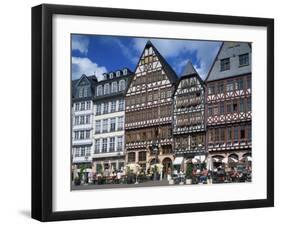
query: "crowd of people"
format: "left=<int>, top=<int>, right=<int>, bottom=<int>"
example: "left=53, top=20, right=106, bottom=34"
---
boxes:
left=73, top=163, right=252, bottom=186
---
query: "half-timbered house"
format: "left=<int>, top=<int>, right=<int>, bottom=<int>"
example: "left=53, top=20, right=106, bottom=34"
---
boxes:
left=205, top=42, right=252, bottom=166
left=173, top=62, right=206, bottom=166
left=125, top=41, right=178, bottom=175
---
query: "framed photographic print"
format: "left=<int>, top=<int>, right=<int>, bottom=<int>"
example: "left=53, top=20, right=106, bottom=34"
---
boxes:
left=31, top=4, right=274, bottom=222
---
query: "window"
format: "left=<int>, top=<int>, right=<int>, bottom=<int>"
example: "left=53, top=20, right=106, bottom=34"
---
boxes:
left=215, top=128, right=220, bottom=142
left=95, top=120, right=101, bottom=134
left=74, top=116, right=79, bottom=125
left=226, top=80, right=233, bottom=92
left=80, top=102, right=85, bottom=111
left=208, top=84, right=215, bottom=95
left=96, top=104, right=101, bottom=115
left=233, top=101, right=238, bottom=112
left=227, top=101, right=232, bottom=113
left=97, top=85, right=103, bottom=96
left=220, top=128, right=225, bottom=142
left=79, top=88, right=83, bottom=97
left=102, top=138, right=107, bottom=152
left=104, top=83, right=110, bottom=95
left=79, top=131, right=85, bottom=139
left=103, top=102, right=109, bottom=114
left=148, top=93, right=153, bottom=102
left=248, top=126, right=252, bottom=141
left=138, top=151, right=146, bottom=162
left=85, top=146, right=91, bottom=156
left=102, top=119, right=108, bottom=133
left=123, top=69, right=128, bottom=75
left=80, top=146, right=85, bottom=156
left=110, top=118, right=116, bottom=132
left=234, top=127, right=239, bottom=142
left=247, top=98, right=251, bottom=111
left=74, top=131, right=79, bottom=140
left=109, top=72, right=114, bottom=79
left=220, top=58, right=230, bottom=71
left=128, top=152, right=135, bottom=163
left=218, top=82, right=224, bottom=93
left=111, top=100, right=116, bottom=112
left=95, top=139, right=100, bottom=153
left=119, top=99, right=125, bottom=111
left=237, top=78, right=244, bottom=90
left=109, top=137, right=115, bottom=152
left=208, top=107, right=213, bottom=116
left=119, top=80, right=126, bottom=91
left=219, top=103, right=224, bottom=114
left=239, top=53, right=249, bottom=66
left=80, top=116, right=85, bottom=124
left=83, top=87, right=88, bottom=97
left=85, top=115, right=90, bottom=124
left=75, top=103, right=79, bottom=111
left=247, top=77, right=251, bottom=89
left=213, top=106, right=219, bottom=115
left=111, top=81, right=118, bottom=93
left=208, top=130, right=214, bottom=143
left=153, top=92, right=158, bottom=101
left=117, top=116, right=124, bottom=130
left=240, top=100, right=245, bottom=112
left=227, top=128, right=232, bottom=142
left=240, top=127, right=246, bottom=139
left=86, top=101, right=91, bottom=110
left=117, top=136, right=123, bottom=151
left=116, top=71, right=121, bottom=77
left=85, top=130, right=90, bottom=139
left=74, top=148, right=79, bottom=157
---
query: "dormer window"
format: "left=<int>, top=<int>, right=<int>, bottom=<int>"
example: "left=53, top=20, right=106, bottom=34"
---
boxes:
left=116, top=71, right=121, bottom=77
left=104, top=83, right=110, bottom=95
left=79, top=88, right=83, bottom=98
left=239, top=53, right=249, bottom=67
left=111, top=81, right=118, bottom=93
left=123, top=69, right=128, bottom=75
left=83, top=87, right=88, bottom=97
left=103, top=73, right=108, bottom=80
left=97, top=85, right=103, bottom=96
left=220, top=58, right=230, bottom=71
left=109, top=72, right=114, bottom=79
left=119, top=79, right=126, bottom=91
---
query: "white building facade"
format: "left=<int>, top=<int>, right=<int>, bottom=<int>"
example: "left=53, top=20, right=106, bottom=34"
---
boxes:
left=92, top=69, right=133, bottom=173
left=71, top=75, right=97, bottom=177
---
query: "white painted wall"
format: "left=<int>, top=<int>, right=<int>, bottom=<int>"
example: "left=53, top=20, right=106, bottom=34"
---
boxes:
left=0, top=0, right=279, bottom=226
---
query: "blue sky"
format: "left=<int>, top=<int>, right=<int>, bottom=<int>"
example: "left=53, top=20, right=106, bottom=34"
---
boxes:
left=71, top=34, right=221, bottom=81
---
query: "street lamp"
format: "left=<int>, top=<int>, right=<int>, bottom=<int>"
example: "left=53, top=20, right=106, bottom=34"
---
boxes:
left=152, top=143, right=159, bottom=181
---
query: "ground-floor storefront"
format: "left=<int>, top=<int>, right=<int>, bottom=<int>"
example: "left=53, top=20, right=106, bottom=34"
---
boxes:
left=92, top=156, right=125, bottom=175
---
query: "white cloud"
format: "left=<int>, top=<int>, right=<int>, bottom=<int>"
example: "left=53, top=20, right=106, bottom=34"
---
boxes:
left=72, top=35, right=90, bottom=55
left=132, top=38, right=221, bottom=79
left=72, top=57, right=107, bottom=80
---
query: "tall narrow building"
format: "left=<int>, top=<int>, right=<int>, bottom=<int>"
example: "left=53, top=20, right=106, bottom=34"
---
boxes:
left=173, top=61, right=206, bottom=165
left=92, top=69, right=133, bottom=173
left=205, top=42, right=252, bottom=165
left=125, top=41, right=178, bottom=175
left=72, top=74, right=97, bottom=173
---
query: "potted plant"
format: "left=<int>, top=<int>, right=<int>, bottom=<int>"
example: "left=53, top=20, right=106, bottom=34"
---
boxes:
left=185, top=163, right=193, bottom=185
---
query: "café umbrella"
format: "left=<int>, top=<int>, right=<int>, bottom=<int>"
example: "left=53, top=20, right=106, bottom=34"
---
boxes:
left=206, top=156, right=214, bottom=171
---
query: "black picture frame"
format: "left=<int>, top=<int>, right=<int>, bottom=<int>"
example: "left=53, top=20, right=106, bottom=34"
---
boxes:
left=32, top=4, right=274, bottom=222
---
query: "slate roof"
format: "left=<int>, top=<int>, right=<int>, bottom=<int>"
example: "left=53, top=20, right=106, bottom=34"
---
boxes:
left=177, top=61, right=205, bottom=89
left=205, top=42, right=251, bottom=82
left=181, top=61, right=197, bottom=77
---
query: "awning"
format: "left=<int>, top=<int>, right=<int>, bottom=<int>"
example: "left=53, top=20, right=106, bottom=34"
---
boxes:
left=173, top=157, right=184, bottom=165
left=192, top=155, right=206, bottom=163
